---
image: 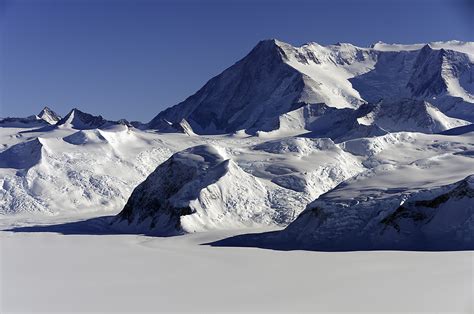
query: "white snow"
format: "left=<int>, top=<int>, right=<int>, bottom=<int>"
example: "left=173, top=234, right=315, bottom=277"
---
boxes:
left=0, top=217, right=472, bottom=313
left=150, top=39, right=474, bottom=136
left=372, top=40, right=474, bottom=60
left=1, top=38, right=474, bottom=313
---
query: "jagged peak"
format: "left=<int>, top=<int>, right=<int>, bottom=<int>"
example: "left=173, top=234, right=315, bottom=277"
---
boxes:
left=55, top=107, right=111, bottom=130
left=37, top=106, right=61, bottom=124
left=249, top=38, right=292, bottom=55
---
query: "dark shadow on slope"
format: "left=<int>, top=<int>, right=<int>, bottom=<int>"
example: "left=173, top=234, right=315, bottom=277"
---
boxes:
left=3, top=216, right=117, bottom=235
left=204, top=231, right=474, bottom=252
left=439, top=123, right=474, bottom=135
left=6, top=217, right=473, bottom=251
left=3, top=215, right=178, bottom=237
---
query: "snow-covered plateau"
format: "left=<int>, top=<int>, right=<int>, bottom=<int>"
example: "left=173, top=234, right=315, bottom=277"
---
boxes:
left=1, top=39, right=474, bottom=313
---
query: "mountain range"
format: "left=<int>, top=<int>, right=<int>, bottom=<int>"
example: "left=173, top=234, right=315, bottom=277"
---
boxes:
left=148, top=39, right=474, bottom=135
left=1, top=39, right=473, bottom=250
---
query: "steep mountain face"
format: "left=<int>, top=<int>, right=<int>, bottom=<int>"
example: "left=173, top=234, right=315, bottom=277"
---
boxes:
left=149, top=40, right=309, bottom=134
left=149, top=40, right=474, bottom=135
left=37, top=106, right=61, bottom=124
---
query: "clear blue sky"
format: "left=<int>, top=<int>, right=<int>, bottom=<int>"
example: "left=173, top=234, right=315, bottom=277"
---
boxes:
left=1, top=0, right=473, bottom=122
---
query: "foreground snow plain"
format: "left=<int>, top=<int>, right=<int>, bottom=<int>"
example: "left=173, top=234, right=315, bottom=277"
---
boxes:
left=1, top=214, right=473, bottom=313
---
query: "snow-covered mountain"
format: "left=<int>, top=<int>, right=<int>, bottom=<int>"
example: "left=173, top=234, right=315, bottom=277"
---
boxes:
left=297, top=99, right=469, bottom=142
left=354, top=99, right=469, bottom=133
left=37, top=106, right=61, bottom=124
left=148, top=39, right=474, bottom=135
left=54, top=108, right=127, bottom=130
left=0, top=106, right=61, bottom=128
left=113, top=145, right=277, bottom=234
left=280, top=171, right=474, bottom=250
left=1, top=39, right=474, bottom=251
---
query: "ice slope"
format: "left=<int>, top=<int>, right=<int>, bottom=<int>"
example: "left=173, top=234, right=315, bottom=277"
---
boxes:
left=280, top=143, right=474, bottom=250
left=148, top=39, right=474, bottom=135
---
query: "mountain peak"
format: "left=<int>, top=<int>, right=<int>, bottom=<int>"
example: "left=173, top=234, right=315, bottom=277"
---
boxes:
left=249, top=38, right=289, bottom=58
left=38, top=106, right=61, bottom=125
left=57, top=108, right=110, bottom=130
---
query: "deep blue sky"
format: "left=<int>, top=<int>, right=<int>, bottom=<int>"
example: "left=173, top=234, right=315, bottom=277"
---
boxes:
left=1, top=0, right=473, bottom=122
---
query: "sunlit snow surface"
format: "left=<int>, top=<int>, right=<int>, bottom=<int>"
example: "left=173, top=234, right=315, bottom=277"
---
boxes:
left=0, top=219, right=473, bottom=313
left=1, top=122, right=474, bottom=237
left=1, top=117, right=474, bottom=312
